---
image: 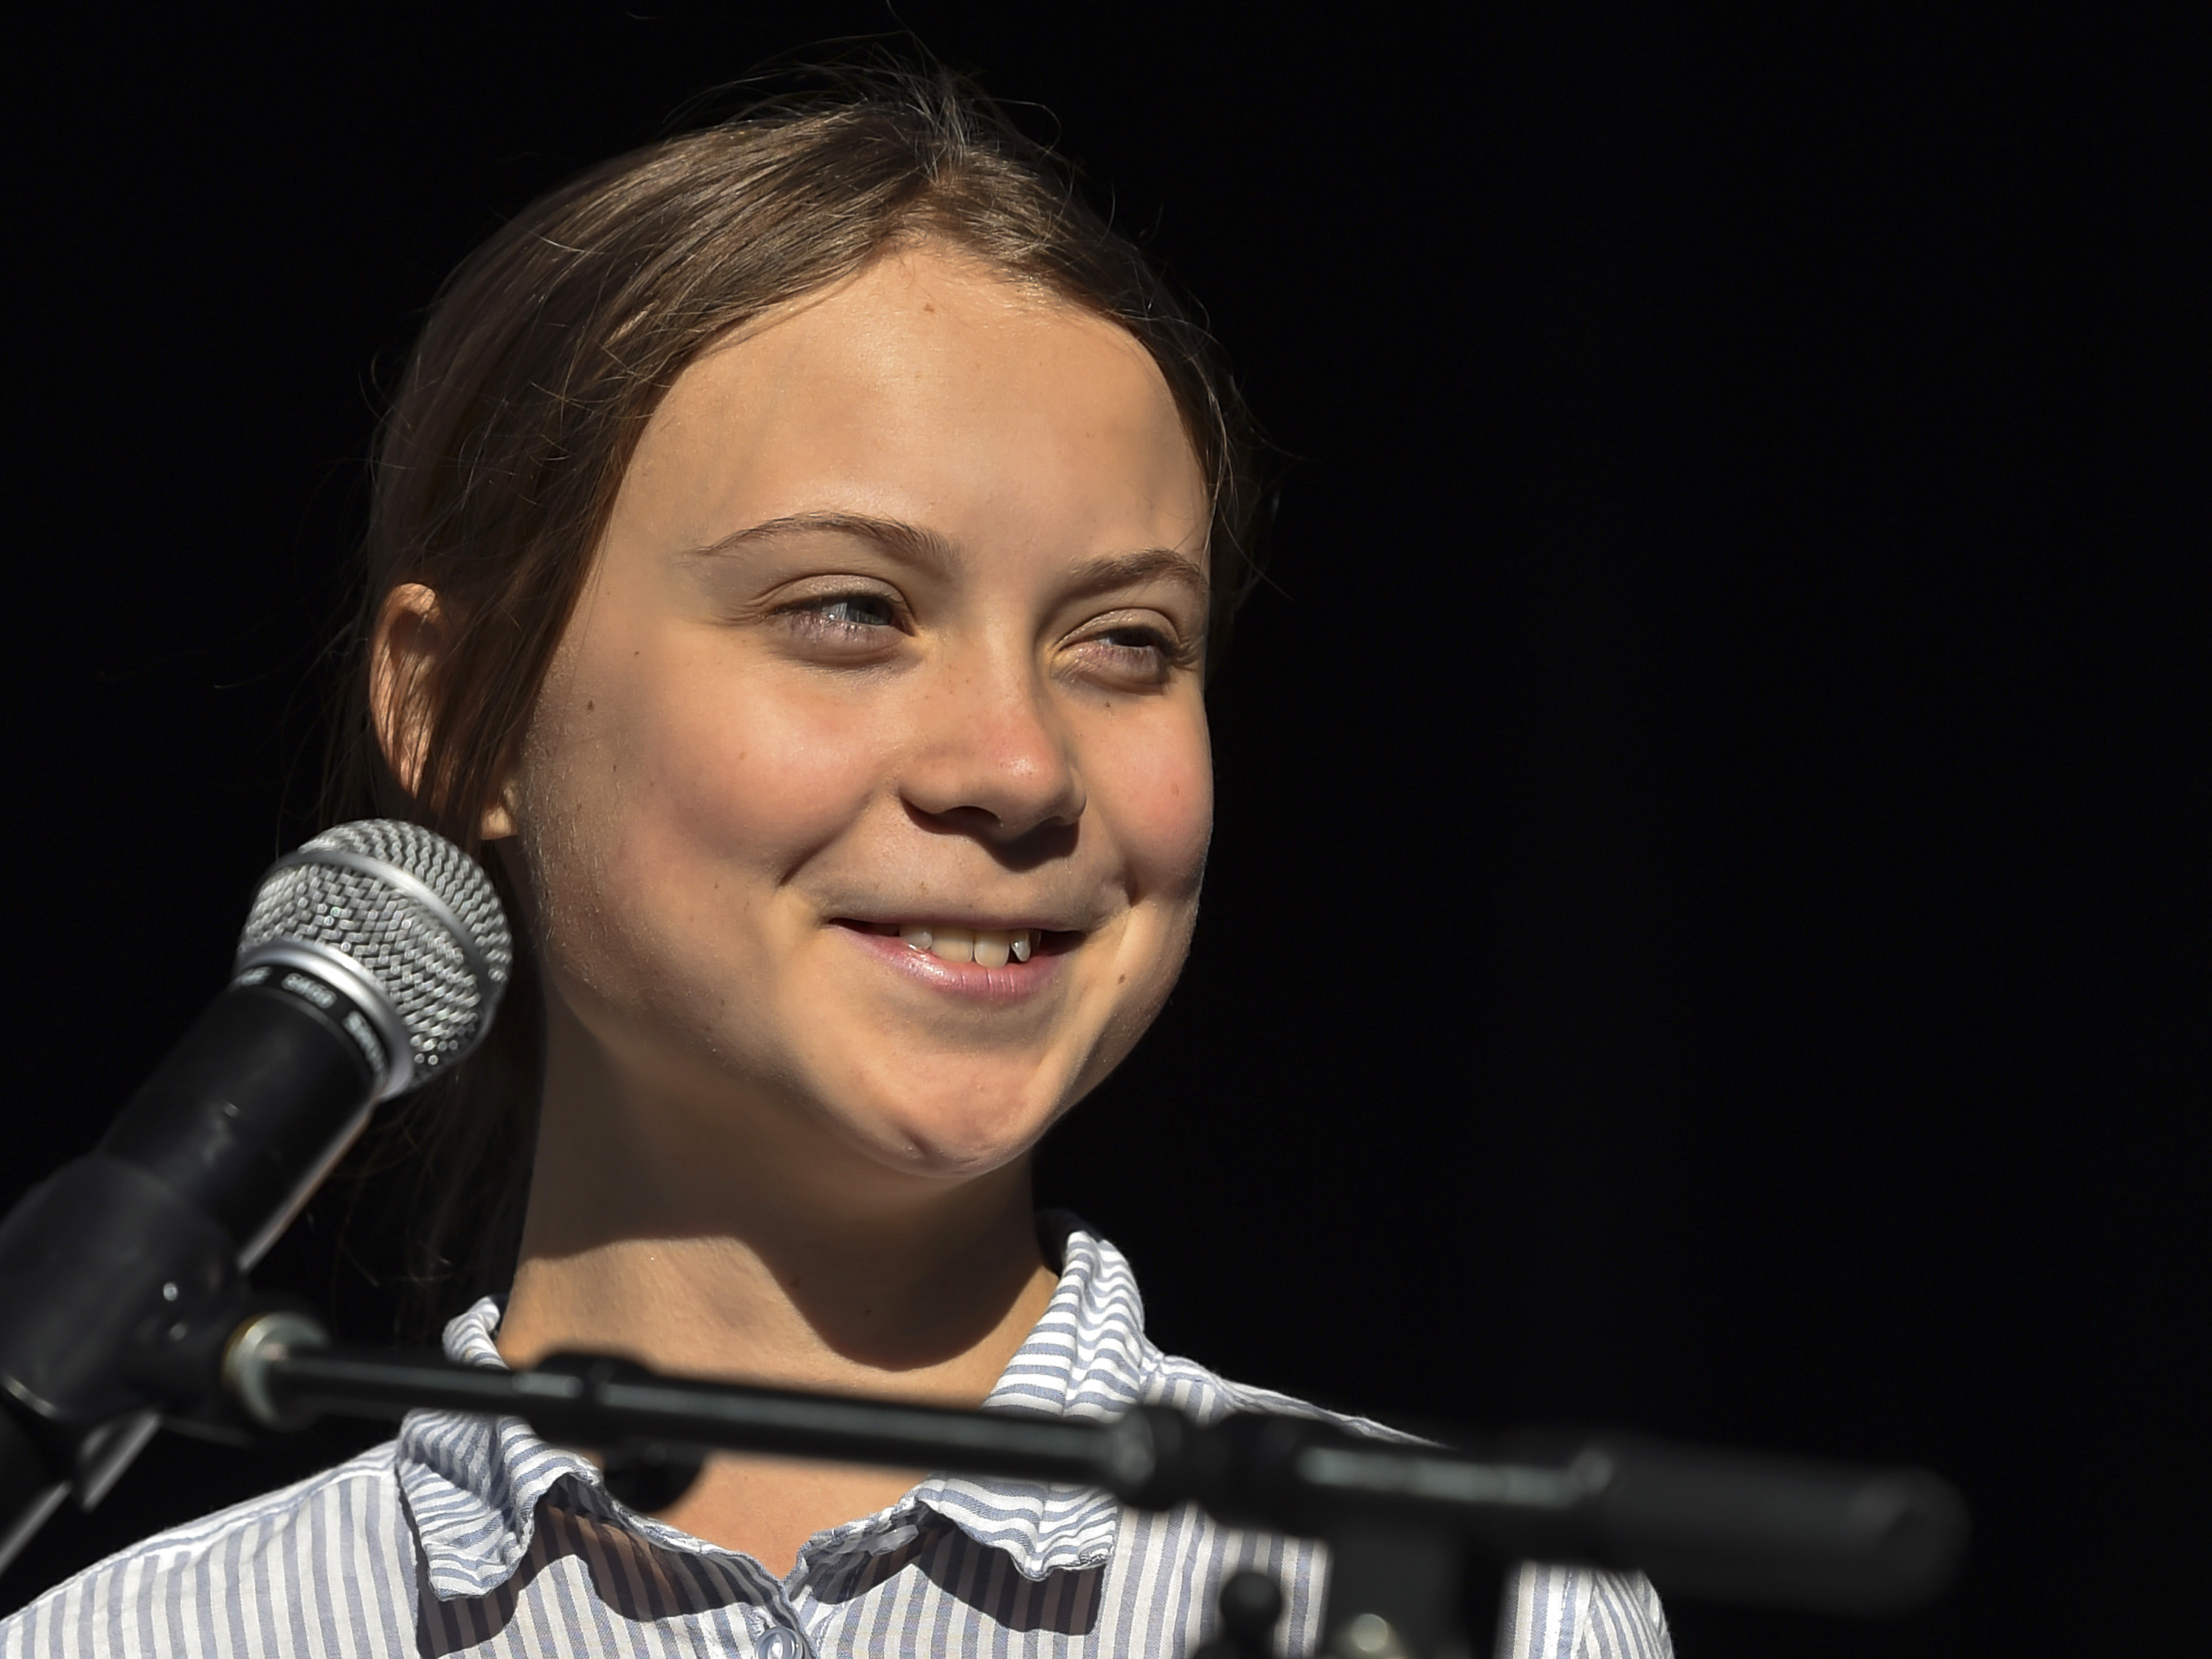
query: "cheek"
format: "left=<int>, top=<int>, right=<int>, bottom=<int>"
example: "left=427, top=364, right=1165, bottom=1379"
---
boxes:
left=519, top=637, right=882, bottom=952
left=1093, top=701, right=1214, bottom=901
left=641, top=665, right=882, bottom=874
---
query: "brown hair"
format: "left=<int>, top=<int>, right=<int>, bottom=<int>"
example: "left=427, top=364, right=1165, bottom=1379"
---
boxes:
left=323, top=68, right=1268, bottom=1329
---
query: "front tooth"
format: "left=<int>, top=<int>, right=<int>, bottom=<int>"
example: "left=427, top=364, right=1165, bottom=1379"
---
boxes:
left=1010, top=932, right=1033, bottom=963
left=930, top=925, right=975, bottom=964
left=899, top=924, right=933, bottom=953
left=973, top=931, right=1012, bottom=968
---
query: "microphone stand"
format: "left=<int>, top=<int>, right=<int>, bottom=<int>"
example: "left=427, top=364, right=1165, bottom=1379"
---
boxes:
left=21, top=1301, right=1965, bottom=1659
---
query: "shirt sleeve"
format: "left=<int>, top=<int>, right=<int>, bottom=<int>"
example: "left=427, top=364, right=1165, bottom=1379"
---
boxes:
left=1499, top=1561, right=1673, bottom=1659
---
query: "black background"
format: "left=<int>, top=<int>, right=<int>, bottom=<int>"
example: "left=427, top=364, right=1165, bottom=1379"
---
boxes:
left=2, top=5, right=2201, bottom=1653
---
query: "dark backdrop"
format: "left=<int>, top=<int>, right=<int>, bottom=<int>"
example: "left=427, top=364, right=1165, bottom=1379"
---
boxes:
left=2, top=7, right=2200, bottom=1653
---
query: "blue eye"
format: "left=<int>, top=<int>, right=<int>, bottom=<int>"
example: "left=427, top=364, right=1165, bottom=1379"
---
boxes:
left=1098, top=626, right=1167, bottom=652
left=813, top=594, right=896, bottom=629
left=771, top=589, right=905, bottom=653
left=1068, top=619, right=1195, bottom=689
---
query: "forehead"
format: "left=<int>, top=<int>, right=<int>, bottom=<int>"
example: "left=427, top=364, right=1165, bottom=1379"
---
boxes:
left=612, top=247, right=1210, bottom=561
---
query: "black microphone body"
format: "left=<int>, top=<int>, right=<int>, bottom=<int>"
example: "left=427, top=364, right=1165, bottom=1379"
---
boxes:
left=99, top=967, right=385, bottom=1259
left=0, top=964, right=383, bottom=1565
left=0, top=823, right=510, bottom=1571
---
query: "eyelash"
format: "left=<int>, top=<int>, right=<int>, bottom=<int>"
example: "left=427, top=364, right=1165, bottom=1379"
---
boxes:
left=1080, top=622, right=1197, bottom=675
left=778, top=591, right=902, bottom=639
left=773, top=592, right=1194, bottom=678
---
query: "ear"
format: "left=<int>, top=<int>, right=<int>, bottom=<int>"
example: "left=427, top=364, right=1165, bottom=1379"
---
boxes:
left=370, top=584, right=520, bottom=841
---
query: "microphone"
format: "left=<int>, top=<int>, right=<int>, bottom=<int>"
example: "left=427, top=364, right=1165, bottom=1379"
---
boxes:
left=0, top=821, right=511, bottom=1571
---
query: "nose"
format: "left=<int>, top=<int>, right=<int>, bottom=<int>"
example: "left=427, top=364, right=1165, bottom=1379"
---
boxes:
left=899, top=651, right=1086, bottom=846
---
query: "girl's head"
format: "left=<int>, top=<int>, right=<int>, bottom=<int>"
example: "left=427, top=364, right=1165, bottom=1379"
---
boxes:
left=331, top=72, right=1265, bottom=1311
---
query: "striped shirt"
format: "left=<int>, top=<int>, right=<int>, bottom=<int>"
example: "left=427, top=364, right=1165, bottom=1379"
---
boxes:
left=1, top=1216, right=1670, bottom=1658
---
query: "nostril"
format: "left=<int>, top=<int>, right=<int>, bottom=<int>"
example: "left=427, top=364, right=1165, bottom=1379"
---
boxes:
left=897, top=726, right=1086, bottom=841
left=900, top=802, right=1078, bottom=870
left=922, top=803, right=1004, bottom=833
left=993, top=819, right=1079, bottom=873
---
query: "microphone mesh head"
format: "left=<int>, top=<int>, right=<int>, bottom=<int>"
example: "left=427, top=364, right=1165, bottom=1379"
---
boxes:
left=235, top=821, right=514, bottom=1082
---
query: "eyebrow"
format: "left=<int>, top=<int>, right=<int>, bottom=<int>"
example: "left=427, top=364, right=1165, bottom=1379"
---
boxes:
left=688, top=511, right=957, bottom=574
left=684, top=510, right=1211, bottom=607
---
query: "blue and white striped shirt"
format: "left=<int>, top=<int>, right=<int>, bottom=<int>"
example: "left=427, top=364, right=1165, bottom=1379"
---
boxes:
left=1, top=1217, right=1669, bottom=1658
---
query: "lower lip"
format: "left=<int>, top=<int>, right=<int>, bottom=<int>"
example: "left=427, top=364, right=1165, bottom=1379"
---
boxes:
left=833, top=924, right=1071, bottom=1004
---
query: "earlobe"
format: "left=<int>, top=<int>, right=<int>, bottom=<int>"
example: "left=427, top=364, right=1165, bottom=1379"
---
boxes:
left=481, top=785, right=519, bottom=842
left=372, top=583, right=524, bottom=843
left=369, top=582, right=445, bottom=801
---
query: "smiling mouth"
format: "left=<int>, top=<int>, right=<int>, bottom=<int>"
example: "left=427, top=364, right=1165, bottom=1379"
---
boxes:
left=844, top=920, right=1068, bottom=968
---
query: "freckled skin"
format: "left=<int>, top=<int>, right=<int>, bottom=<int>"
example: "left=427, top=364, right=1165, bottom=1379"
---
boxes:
left=509, top=248, right=1214, bottom=1186
left=383, top=248, right=1215, bottom=1570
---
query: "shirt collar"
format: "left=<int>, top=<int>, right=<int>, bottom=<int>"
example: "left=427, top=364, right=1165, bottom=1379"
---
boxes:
left=397, top=1211, right=1158, bottom=1598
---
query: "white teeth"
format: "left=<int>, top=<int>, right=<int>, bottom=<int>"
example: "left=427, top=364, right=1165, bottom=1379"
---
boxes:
left=894, top=925, right=1040, bottom=967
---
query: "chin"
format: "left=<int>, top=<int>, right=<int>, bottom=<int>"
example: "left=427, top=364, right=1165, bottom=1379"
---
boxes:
left=825, top=1059, right=1074, bottom=1180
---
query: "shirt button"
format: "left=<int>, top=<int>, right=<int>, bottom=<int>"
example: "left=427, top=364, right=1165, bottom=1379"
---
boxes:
left=757, top=1628, right=804, bottom=1659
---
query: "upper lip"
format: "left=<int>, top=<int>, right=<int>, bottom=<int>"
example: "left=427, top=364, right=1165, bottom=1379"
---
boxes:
left=835, top=911, right=1088, bottom=934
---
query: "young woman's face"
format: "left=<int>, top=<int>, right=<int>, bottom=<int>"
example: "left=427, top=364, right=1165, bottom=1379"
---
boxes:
left=506, top=248, right=1214, bottom=1184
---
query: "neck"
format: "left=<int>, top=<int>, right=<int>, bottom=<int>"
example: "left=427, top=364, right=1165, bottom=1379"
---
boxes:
left=495, top=998, right=1058, bottom=1406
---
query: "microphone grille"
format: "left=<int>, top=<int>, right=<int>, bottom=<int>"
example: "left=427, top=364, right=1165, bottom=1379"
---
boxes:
left=235, top=820, right=514, bottom=1087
